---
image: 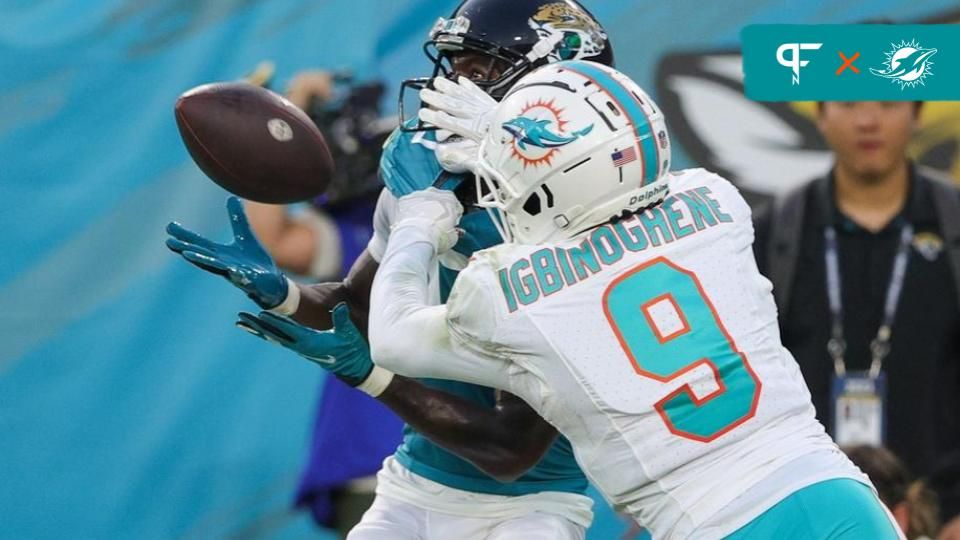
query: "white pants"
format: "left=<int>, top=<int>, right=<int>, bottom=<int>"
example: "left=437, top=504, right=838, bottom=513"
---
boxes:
left=347, top=494, right=586, bottom=540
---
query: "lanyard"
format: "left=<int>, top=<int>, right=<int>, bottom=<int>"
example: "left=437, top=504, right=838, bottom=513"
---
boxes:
left=824, top=223, right=913, bottom=378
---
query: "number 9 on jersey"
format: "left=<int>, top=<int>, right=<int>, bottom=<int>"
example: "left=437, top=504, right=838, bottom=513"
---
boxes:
left=603, top=258, right=762, bottom=442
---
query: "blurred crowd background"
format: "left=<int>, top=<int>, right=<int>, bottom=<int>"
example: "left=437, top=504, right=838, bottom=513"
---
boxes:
left=3, top=1, right=959, bottom=539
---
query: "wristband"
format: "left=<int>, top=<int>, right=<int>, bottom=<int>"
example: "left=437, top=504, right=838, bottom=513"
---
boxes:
left=357, top=365, right=395, bottom=397
left=268, top=277, right=301, bottom=315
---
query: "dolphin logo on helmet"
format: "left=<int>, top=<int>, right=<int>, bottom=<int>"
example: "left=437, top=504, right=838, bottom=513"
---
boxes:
left=502, top=117, right=594, bottom=150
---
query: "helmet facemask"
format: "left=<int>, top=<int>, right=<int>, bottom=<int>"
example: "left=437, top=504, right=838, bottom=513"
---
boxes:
left=474, top=144, right=517, bottom=242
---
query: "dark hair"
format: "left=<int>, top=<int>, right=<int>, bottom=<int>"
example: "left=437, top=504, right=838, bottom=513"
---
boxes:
left=845, top=445, right=911, bottom=505
left=815, top=101, right=924, bottom=115
left=843, top=445, right=940, bottom=539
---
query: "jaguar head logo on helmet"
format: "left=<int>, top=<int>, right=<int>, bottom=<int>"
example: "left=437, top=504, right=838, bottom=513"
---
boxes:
left=475, top=61, right=672, bottom=244
left=528, top=2, right=609, bottom=62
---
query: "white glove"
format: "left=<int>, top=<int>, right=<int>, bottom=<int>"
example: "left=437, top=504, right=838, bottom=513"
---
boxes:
left=435, top=136, right=480, bottom=174
left=394, top=188, right=464, bottom=254
left=418, top=76, right=498, bottom=143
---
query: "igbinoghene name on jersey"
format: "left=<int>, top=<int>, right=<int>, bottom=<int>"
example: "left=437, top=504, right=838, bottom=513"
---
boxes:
left=498, top=186, right=733, bottom=312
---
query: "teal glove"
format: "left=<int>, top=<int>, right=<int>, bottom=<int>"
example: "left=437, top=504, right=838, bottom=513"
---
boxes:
left=166, top=196, right=288, bottom=309
left=236, top=302, right=374, bottom=386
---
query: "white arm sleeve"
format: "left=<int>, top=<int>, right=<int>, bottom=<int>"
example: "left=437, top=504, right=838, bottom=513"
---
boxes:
left=366, top=188, right=399, bottom=263
left=369, top=222, right=511, bottom=389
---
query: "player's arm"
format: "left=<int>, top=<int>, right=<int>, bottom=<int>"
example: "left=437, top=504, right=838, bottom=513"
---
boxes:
left=287, top=185, right=395, bottom=331
left=290, top=249, right=378, bottom=333
left=239, top=250, right=555, bottom=481
left=381, top=380, right=559, bottom=481
left=750, top=200, right=773, bottom=277
left=167, top=196, right=554, bottom=481
left=241, top=300, right=556, bottom=482
left=287, top=241, right=556, bottom=481
left=368, top=188, right=511, bottom=387
left=238, top=298, right=556, bottom=483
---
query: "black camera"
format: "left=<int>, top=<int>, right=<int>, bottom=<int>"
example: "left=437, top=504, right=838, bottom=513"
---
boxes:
left=306, top=75, right=394, bottom=207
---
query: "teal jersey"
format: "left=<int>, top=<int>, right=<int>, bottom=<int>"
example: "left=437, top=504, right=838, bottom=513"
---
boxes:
left=379, top=123, right=587, bottom=496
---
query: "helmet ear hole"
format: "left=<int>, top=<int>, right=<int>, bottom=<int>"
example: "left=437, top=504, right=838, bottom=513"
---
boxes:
left=523, top=192, right=542, bottom=216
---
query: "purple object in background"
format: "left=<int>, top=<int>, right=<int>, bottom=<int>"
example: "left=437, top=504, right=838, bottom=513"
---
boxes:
left=293, top=198, right=404, bottom=526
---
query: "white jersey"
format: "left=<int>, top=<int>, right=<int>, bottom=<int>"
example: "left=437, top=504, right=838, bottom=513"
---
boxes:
left=441, top=169, right=869, bottom=538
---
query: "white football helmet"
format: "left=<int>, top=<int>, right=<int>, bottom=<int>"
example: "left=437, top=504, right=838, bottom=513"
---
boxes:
left=475, top=60, right=671, bottom=244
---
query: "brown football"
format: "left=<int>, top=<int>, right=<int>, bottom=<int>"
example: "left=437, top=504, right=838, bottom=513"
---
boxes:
left=174, top=82, right=334, bottom=204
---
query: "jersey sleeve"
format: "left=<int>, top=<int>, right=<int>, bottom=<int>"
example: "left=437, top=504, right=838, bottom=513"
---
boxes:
left=751, top=200, right=774, bottom=276
left=711, top=171, right=757, bottom=249
left=369, top=226, right=512, bottom=390
left=445, top=252, right=514, bottom=358
left=366, top=188, right=398, bottom=263
left=686, top=168, right=756, bottom=250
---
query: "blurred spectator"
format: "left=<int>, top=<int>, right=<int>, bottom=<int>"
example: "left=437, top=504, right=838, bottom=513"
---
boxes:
left=931, top=452, right=960, bottom=540
left=753, top=101, right=960, bottom=537
left=244, top=65, right=401, bottom=536
left=844, top=445, right=939, bottom=539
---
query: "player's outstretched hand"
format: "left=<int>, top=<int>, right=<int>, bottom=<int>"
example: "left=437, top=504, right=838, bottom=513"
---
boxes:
left=419, top=76, right=497, bottom=143
left=236, top=302, right=374, bottom=386
left=395, top=188, right=463, bottom=254
left=166, top=196, right=289, bottom=309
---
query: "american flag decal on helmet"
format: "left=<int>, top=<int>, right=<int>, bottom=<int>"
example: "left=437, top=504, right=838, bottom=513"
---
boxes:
left=611, top=147, right=637, bottom=167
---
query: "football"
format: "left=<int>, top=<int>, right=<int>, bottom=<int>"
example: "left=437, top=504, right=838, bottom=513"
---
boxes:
left=174, top=82, right=334, bottom=204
